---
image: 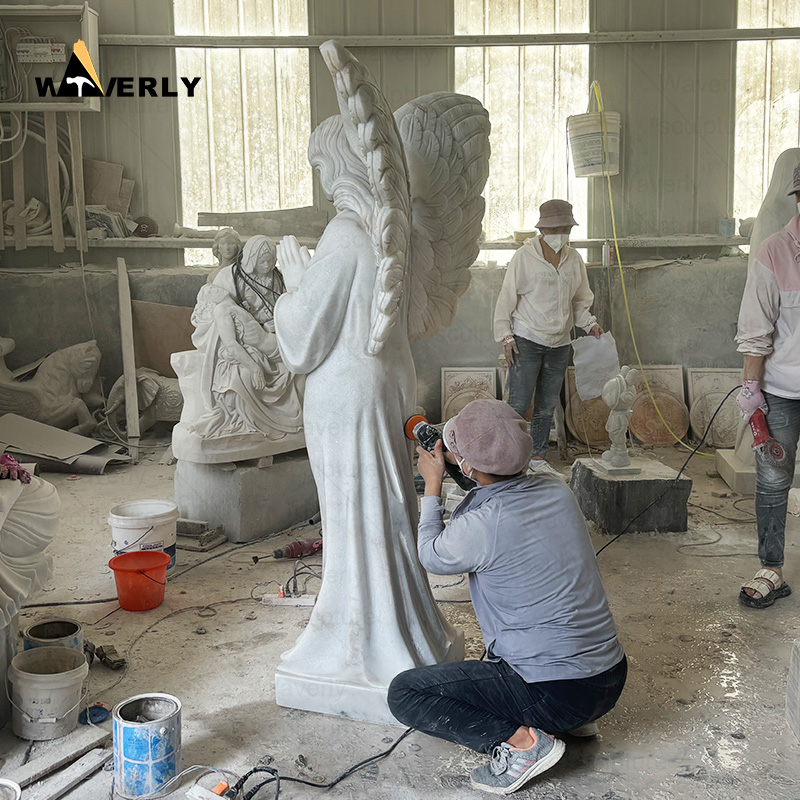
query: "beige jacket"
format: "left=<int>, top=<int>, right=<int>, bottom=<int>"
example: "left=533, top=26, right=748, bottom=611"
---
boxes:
left=493, top=238, right=596, bottom=347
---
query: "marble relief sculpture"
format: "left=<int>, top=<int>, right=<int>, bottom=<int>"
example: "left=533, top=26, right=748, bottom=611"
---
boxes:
left=601, top=366, right=639, bottom=469
left=171, top=235, right=304, bottom=464
left=272, top=40, right=491, bottom=723
left=0, top=338, right=102, bottom=433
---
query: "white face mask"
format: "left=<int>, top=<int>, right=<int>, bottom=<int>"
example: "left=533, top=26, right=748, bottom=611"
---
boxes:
left=797, top=201, right=800, bottom=215
left=455, top=454, right=479, bottom=488
left=543, top=234, right=569, bottom=253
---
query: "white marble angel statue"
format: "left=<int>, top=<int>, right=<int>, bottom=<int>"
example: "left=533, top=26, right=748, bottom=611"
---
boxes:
left=172, top=235, right=304, bottom=463
left=272, top=40, right=491, bottom=722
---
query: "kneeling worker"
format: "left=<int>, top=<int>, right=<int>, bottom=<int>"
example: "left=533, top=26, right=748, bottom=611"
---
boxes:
left=389, top=399, right=626, bottom=795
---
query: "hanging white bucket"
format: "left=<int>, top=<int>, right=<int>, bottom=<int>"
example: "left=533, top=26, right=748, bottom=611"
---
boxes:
left=108, top=499, right=178, bottom=570
left=7, top=646, right=88, bottom=740
left=568, top=82, right=621, bottom=178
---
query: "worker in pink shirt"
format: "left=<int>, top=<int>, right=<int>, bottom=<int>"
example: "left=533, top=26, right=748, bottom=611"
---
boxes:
left=736, top=162, right=800, bottom=609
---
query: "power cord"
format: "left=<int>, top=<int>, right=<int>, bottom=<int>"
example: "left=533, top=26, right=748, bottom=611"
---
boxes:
left=594, top=385, right=738, bottom=557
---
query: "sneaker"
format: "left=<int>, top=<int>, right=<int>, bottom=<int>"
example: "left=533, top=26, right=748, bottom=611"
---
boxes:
left=469, top=728, right=566, bottom=795
left=567, top=721, right=599, bottom=737
left=528, top=460, right=566, bottom=481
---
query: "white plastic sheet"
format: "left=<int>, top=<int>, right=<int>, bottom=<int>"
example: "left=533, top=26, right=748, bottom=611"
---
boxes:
left=571, top=332, right=620, bottom=401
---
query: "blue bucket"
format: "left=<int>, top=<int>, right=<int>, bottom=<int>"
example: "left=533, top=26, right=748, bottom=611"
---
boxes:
left=112, top=693, right=181, bottom=798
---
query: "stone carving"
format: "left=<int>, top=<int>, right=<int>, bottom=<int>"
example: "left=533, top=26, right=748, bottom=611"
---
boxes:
left=106, top=368, right=183, bottom=440
left=0, top=461, right=58, bottom=726
left=171, top=235, right=305, bottom=464
left=601, top=366, right=639, bottom=468
left=629, top=387, right=690, bottom=446
left=634, top=365, right=685, bottom=402
left=0, top=338, right=102, bottom=433
left=272, top=41, right=490, bottom=723
left=565, top=367, right=610, bottom=446
left=441, top=368, right=497, bottom=421
left=687, top=369, right=741, bottom=448
left=208, top=227, right=245, bottom=282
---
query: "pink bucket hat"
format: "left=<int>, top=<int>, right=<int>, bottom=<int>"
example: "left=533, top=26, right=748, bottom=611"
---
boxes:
left=536, top=199, right=578, bottom=228
left=787, top=163, right=800, bottom=195
left=443, top=399, right=533, bottom=476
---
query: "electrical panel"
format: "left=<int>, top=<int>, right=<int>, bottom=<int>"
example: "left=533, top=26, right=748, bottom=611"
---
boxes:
left=15, top=42, right=67, bottom=63
left=0, top=4, right=100, bottom=111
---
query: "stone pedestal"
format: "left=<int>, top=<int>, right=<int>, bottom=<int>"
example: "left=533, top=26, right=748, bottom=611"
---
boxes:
left=789, top=639, right=800, bottom=743
left=717, top=448, right=800, bottom=495
left=570, top=457, right=692, bottom=534
left=174, top=451, right=319, bottom=543
left=275, top=631, right=465, bottom=725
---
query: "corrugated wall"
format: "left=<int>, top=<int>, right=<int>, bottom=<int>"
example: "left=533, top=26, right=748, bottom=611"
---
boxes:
left=588, top=0, right=737, bottom=237
left=308, top=0, right=454, bottom=125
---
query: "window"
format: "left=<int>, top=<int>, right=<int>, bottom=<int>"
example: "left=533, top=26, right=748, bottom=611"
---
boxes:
left=734, top=1, right=800, bottom=220
left=174, top=0, right=312, bottom=263
left=454, top=0, right=589, bottom=242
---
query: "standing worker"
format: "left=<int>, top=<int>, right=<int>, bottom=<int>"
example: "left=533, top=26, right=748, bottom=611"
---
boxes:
left=736, top=162, right=800, bottom=609
left=494, top=200, right=603, bottom=477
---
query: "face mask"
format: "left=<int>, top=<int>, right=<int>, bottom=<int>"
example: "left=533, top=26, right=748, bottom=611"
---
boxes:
left=797, top=202, right=800, bottom=215
left=455, top=454, right=479, bottom=488
left=543, top=234, right=569, bottom=253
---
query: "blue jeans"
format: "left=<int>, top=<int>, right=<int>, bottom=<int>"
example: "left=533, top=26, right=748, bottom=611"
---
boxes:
left=388, top=656, right=627, bottom=753
left=756, top=391, right=800, bottom=568
left=507, top=336, right=570, bottom=458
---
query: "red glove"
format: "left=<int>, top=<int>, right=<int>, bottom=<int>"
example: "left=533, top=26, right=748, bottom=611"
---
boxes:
left=736, top=380, right=768, bottom=421
left=0, top=453, right=31, bottom=484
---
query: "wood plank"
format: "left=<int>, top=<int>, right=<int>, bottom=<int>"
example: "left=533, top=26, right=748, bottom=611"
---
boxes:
left=196, top=206, right=328, bottom=237
left=44, top=112, right=66, bottom=253
left=2, top=726, right=111, bottom=788
left=11, top=142, right=26, bottom=250
left=67, top=112, right=88, bottom=252
left=25, top=748, right=111, bottom=800
left=117, top=257, right=140, bottom=463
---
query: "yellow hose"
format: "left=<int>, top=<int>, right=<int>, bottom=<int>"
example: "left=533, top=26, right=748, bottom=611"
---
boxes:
left=591, top=81, right=713, bottom=458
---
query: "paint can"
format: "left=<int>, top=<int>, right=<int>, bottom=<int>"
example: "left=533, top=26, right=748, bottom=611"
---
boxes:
left=112, top=693, right=181, bottom=798
left=7, top=646, right=88, bottom=740
left=0, top=779, right=21, bottom=800
left=23, top=619, right=84, bottom=653
left=108, top=499, right=178, bottom=570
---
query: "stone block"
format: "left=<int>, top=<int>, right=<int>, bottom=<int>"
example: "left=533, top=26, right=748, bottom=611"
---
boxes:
left=174, top=451, right=319, bottom=543
left=717, top=448, right=800, bottom=495
left=789, top=639, right=800, bottom=743
left=570, top=457, right=692, bottom=535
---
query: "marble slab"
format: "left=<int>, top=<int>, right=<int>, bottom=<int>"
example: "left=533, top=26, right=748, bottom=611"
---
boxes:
left=441, top=368, right=497, bottom=422
left=687, top=368, right=741, bottom=448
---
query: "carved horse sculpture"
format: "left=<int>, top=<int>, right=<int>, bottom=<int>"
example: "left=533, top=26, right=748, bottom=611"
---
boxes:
left=0, top=338, right=102, bottom=433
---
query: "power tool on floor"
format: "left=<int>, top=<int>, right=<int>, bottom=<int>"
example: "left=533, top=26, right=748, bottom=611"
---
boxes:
left=749, top=408, right=789, bottom=468
left=405, top=414, right=475, bottom=492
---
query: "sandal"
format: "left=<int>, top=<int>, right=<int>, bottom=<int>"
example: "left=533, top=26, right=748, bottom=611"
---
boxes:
left=739, top=568, right=792, bottom=609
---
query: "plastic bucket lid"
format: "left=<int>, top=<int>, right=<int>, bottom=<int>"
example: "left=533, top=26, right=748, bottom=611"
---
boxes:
left=109, top=551, right=170, bottom=611
left=0, top=779, right=21, bottom=800
left=108, top=500, right=179, bottom=530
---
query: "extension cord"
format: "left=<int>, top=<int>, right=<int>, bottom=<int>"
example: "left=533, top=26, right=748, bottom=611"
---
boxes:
left=261, top=594, right=317, bottom=607
left=185, top=784, right=228, bottom=799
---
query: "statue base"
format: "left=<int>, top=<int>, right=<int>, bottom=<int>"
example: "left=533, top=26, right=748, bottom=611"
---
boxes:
left=172, top=424, right=306, bottom=465
left=275, top=631, right=465, bottom=725
left=570, top=457, right=692, bottom=535
left=596, top=459, right=642, bottom=476
left=174, top=450, right=318, bottom=543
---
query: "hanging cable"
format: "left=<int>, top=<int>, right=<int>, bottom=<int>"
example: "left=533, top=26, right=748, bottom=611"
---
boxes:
left=592, top=80, right=715, bottom=458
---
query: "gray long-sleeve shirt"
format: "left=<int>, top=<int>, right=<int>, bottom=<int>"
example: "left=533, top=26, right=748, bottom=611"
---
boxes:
left=418, top=474, right=624, bottom=682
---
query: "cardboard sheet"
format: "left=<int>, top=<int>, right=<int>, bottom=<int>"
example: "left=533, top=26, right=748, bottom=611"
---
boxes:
left=132, top=300, right=194, bottom=378
left=571, top=332, right=621, bottom=401
left=0, top=414, right=101, bottom=461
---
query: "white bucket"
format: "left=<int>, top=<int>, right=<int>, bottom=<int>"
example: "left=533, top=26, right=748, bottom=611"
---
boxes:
left=567, top=83, right=621, bottom=178
left=108, top=499, right=178, bottom=570
left=7, top=646, right=88, bottom=740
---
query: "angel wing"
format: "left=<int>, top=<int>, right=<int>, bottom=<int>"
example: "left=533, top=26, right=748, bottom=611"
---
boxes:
left=319, top=41, right=411, bottom=356
left=0, top=382, right=42, bottom=420
left=394, top=93, right=491, bottom=342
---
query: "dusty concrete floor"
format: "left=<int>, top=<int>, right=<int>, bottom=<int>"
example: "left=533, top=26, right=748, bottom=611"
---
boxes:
left=2, top=438, right=800, bottom=799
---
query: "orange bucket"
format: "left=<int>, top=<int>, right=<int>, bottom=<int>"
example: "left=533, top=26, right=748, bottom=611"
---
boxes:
left=109, top=551, right=170, bottom=611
